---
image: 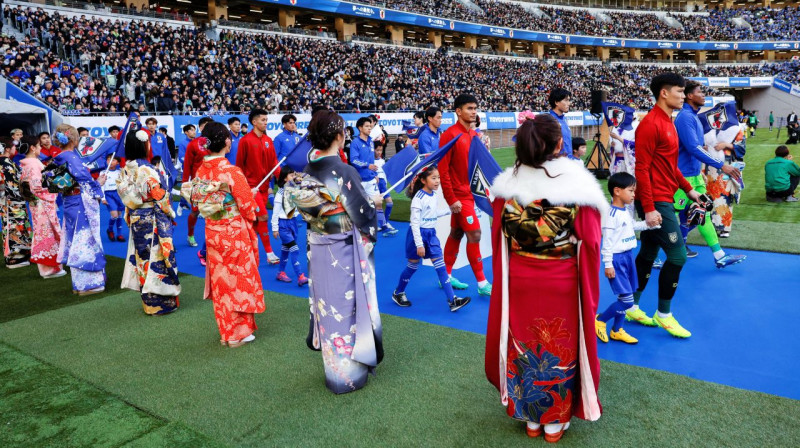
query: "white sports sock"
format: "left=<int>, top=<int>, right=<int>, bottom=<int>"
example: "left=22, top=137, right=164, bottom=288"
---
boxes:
left=657, top=311, right=672, bottom=319
left=631, top=304, right=640, bottom=311
left=713, top=250, right=725, bottom=260
left=478, top=280, right=489, bottom=288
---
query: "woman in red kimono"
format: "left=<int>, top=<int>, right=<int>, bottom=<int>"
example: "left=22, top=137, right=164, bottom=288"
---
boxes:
left=485, top=114, right=607, bottom=442
left=188, top=122, right=265, bottom=348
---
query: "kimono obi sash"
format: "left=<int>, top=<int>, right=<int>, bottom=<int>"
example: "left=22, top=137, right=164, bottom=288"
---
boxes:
left=284, top=174, right=355, bottom=237
left=204, top=193, right=240, bottom=221
left=501, top=198, right=578, bottom=260
left=181, top=178, right=239, bottom=220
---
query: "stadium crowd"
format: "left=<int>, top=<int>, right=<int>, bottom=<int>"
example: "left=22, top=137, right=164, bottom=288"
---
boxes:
left=1, top=5, right=797, bottom=116
left=359, top=0, right=800, bottom=42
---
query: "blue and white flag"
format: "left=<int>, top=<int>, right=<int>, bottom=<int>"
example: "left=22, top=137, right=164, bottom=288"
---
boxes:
left=384, top=134, right=461, bottom=194
left=284, top=134, right=314, bottom=173
left=402, top=119, right=422, bottom=139
left=383, top=144, right=419, bottom=188
left=78, top=112, right=139, bottom=172
left=467, top=136, right=502, bottom=216
left=601, top=102, right=635, bottom=131
left=700, top=101, right=740, bottom=145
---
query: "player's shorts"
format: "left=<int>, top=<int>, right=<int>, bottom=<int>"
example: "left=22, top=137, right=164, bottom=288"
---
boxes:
left=674, top=174, right=706, bottom=212
left=104, top=190, right=125, bottom=212
left=450, top=200, right=481, bottom=232
left=405, top=227, right=444, bottom=260
left=608, top=249, right=638, bottom=296
left=361, top=178, right=380, bottom=197
left=278, top=218, right=298, bottom=245
left=254, top=191, right=269, bottom=219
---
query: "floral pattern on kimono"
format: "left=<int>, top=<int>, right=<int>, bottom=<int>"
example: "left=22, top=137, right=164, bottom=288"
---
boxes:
left=705, top=161, right=741, bottom=234
left=119, top=160, right=180, bottom=315
left=286, top=156, right=382, bottom=394
left=1, top=156, right=32, bottom=266
left=52, top=150, right=106, bottom=291
left=193, top=156, right=264, bottom=342
left=20, top=157, right=62, bottom=268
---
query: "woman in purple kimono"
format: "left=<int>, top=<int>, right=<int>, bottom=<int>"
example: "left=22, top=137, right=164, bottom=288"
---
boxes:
left=45, top=125, right=106, bottom=295
left=284, top=110, right=383, bottom=394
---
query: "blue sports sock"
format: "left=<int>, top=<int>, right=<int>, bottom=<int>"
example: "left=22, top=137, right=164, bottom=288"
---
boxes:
left=279, top=244, right=290, bottom=272
left=377, top=208, right=386, bottom=229
left=115, top=217, right=123, bottom=233
left=107, top=218, right=115, bottom=233
left=434, top=259, right=455, bottom=302
left=613, top=295, right=634, bottom=331
left=394, top=261, right=418, bottom=293
left=289, top=244, right=302, bottom=276
left=385, top=202, right=393, bottom=221
left=200, top=242, right=207, bottom=258
left=598, top=294, right=634, bottom=326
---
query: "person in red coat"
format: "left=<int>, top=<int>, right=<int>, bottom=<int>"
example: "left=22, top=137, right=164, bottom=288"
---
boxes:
left=485, top=114, right=605, bottom=443
left=236, top=109, right=280, bottom=265
left=182, top=117, right=214, bottom=250
left=437, top=94, right=491, bottom=295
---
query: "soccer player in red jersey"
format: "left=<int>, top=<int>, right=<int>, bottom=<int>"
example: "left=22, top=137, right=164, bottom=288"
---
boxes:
left=438, top=94, right=492, bottom=296
left=236, top=109, right=280, bottom=265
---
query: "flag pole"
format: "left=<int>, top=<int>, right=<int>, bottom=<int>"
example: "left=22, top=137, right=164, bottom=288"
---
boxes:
left=254, top=156, right=287, bottom=191
left=382, top=168, right=417, bottom=198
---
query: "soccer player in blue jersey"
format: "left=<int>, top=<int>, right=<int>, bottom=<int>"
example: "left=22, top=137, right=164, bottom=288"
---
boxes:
left=417, top=107, right=442, bottom=156
left=226, top=117, right=242, bottom=164
left=274, top=114, right=301, bottom=163
left=350, top=117, right=396, bottom=236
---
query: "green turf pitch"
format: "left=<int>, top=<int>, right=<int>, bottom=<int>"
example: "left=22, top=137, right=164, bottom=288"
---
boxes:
left=1, top=271, right=799, bottom=447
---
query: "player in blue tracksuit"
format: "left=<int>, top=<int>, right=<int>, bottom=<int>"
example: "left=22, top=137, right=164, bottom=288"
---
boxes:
left=271, top=167, right=308, bottom=287
left=391, top=166, right=471, bottom=312
left=145, top=117, right=177, bottom=190
left=416, top=107, right=442, bottom=156
left=226, top=117, right=242, bottom=165
left=274, top=114, right=301, bottom=163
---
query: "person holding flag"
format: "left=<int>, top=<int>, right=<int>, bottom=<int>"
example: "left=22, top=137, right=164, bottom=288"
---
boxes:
left=273, top=114, right=301, bottom=164
left=236, top=109, right=280, bottom=265
left=417, top=107, right=442, bottom=156
left=438, top=93, right=491, bottom=296
left=145, top=117, right=178, bottom=191
left=350, top=117, right=397, bottom=236
left=674, top=82, right=746, bottom=269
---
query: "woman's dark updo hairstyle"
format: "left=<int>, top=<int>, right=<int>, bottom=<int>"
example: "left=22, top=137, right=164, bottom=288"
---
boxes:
left=201, top=121, right=230, bottom=153
left=307, top=110, right=345, bottom=150
left=125, top=131, right=148, bottom=161
left=514, top=114, right=563, bottom=177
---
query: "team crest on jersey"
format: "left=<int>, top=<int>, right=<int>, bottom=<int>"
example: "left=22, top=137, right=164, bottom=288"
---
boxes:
left=265, top=141, right=270, bottom=149
left=294, top=137, right=300, bottom=144
left=678, top=198, right=686, bottom=207
left=466, top=216, right=474, bottom=225
left=668, top=232, right=678, bottom=243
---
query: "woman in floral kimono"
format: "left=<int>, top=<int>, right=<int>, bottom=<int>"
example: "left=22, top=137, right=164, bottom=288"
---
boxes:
left=19, top=136, right=65, bottom=278
left=45, top=125, right=106, bottom=295
left=1, top=138, right=32, bottom=268
left=116, top=130, right=180, bottom=315
left=189, top=122, right=264, bottom=347
left=284, top=110, right=383, bottom=394
left=485, top=114, right=606, bottom=442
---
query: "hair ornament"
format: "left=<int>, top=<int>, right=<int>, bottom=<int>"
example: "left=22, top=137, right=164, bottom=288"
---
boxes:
left=135, top=130, right=149, bottom=142
left=517, top=110, right=537, bottom=125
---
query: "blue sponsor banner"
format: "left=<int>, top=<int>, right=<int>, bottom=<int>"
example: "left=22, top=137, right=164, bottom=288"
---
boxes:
left=773, top=78, right=793, bottom=93
left=258, top=0, right=800, bottom=51
left=729, top=77, right=751, bottom=87
left=486, top=112, right=517, bottom=129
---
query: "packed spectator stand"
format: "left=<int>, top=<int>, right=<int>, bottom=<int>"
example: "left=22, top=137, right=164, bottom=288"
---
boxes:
left=359, top=0, right=800, bottom=42
left=0, top=3, right=798, bottom=116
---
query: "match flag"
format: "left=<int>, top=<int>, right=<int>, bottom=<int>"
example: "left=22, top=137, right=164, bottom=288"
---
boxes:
left=284, top=134, right=314, bottom=173
left=700, top=101, right=740, bottom=145
left=382, top=144, right=419, bottom=188
left=601, top=102, right=635, bottom=132
left=467, top=136, right=502, bottom=216
left=384, top=134, right=461, bottom=194
left=77, top=112, right=140, bottom=172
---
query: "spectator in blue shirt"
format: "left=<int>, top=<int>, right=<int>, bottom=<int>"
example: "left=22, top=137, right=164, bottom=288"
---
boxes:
left=273, top=114, right=301, bottom=164
left=226, top=116, right=242, bottom=164
left=548, top=88, right=573, bottom=157
left=417, top=106, right=442, bottom=156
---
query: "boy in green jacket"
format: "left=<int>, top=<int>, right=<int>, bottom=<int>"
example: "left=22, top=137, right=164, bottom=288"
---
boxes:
left=765, top=145, right=800, bottom=202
